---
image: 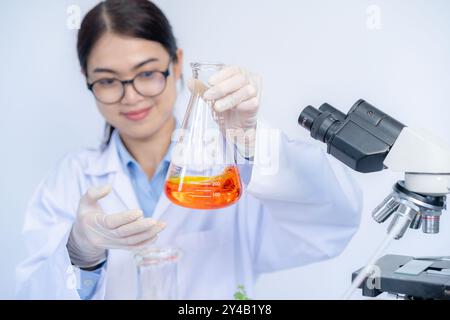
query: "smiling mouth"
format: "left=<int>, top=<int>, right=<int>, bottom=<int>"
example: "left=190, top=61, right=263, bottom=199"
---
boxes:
left=122, top=107, right=152, bottom=121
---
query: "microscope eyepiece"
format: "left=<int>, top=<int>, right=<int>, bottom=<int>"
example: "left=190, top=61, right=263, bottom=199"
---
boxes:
left=298, top=100, right=405, bottom=173
left=298, top=106, right=320, bottom=131
left=298, top=104, right=343, bottom=143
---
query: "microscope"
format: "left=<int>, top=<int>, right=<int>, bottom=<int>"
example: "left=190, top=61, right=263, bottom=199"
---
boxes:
left=298, top=99, right=450, bottom=299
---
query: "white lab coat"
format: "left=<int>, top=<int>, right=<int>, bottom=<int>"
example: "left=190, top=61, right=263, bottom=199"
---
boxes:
left=16, top=121, right=362, bottom=300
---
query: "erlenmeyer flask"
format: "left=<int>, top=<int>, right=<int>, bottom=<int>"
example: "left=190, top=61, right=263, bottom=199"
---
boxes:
left=164, top=62, right=243, bottom=210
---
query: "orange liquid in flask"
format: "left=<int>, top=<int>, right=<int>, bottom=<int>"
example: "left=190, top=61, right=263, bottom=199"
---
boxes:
left=165, top=166, right=242, bottom=210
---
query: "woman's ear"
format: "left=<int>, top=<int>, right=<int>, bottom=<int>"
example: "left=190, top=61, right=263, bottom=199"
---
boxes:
left=173, top=48, right=184, bottom=81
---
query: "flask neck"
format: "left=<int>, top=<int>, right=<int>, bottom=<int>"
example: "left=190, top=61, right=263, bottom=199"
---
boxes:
left=191, top=62, right=224, bottom=86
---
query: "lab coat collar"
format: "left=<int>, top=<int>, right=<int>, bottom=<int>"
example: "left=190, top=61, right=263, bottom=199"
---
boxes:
left=85, top=117, right=180, bottom=177
left=83, top=130, right=139, bottom=210
left=84, top=130, right=123, bottom=177
left=83, top=129, right=172, bottom=219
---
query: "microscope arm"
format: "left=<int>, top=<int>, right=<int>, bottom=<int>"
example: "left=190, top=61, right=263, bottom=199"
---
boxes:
left=383, top=126, right=450, bottom=196
left=298, top=100, right=449, bottom=238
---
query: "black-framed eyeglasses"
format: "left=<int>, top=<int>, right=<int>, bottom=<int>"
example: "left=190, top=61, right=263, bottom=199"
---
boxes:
left=87, top=67, right=171, bottom=104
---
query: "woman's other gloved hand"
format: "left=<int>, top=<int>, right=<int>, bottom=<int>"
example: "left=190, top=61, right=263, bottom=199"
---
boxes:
left=67, top=185, right=166, bottom=269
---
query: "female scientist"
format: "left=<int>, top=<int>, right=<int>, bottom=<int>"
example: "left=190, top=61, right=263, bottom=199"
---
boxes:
left=16, top=0, right=362, bottom=299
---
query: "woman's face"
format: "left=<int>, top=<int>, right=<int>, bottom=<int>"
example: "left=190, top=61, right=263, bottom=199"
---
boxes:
left=86, top=32, right=183, bottom=141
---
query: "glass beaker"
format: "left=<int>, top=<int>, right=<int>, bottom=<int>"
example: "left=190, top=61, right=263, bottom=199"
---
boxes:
left=164, top=62, right=243, bottom=210
left=135, top=247, right=181, bottom=300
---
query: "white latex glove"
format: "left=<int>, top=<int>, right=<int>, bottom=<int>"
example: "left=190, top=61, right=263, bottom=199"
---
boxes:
left=67, top=185, right=166, bottom=269
left=188, top=66, right=262, bottom=159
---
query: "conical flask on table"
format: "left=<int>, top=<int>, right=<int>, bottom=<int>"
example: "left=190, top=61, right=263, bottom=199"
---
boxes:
left=164, top=62, right=243, bottom=210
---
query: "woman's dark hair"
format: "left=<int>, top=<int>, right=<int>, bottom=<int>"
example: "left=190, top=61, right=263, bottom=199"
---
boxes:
left=76, top=0, right=179, bottom=149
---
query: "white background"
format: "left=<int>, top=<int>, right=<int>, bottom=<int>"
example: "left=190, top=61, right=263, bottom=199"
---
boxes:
left=1, top=0, right=449, bottom=299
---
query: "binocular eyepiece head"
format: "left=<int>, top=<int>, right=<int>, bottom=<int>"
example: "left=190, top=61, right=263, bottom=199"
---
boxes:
left=298, top=100, right=405, bottom=173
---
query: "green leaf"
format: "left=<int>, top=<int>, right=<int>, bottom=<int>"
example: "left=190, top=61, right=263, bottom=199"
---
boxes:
left=234, top=284, right=250, bottom=300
